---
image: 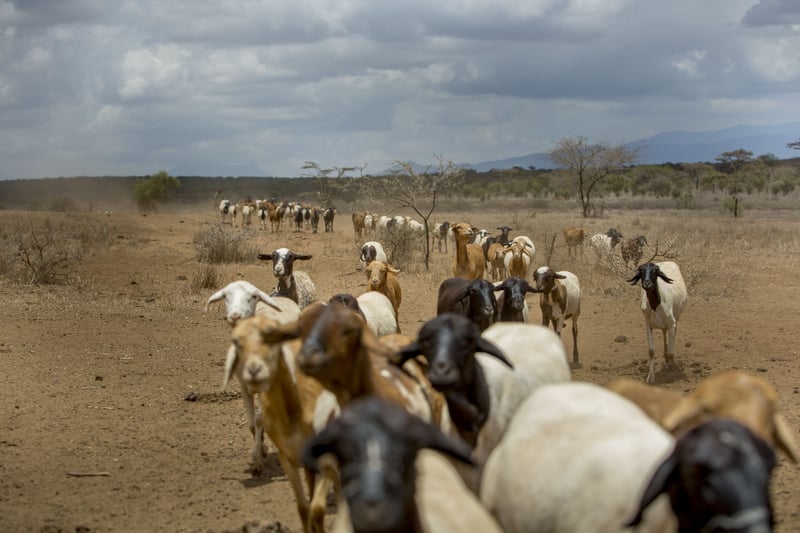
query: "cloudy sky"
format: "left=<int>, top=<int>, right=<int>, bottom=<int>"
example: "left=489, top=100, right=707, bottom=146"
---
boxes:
left=1, top=0, right=799, bottom=179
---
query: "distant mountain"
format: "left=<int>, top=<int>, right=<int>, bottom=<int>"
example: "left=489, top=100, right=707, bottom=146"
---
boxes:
left=170, top=161, right=266, bottom=177
left=382, top=122, right=800, bottom=174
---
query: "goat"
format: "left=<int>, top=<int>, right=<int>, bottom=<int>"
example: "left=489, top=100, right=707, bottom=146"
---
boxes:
left=480, top=382, right=676, bottom=533
left=218, top=199, right=231, bottom=224
left=257, top=248, right=318, bottom=310
left=227, top=315, right=338, bottom=532
left=303, top=397, right=500, bottom=533
left=205, top=279, right=291, bottom=326
left=627, top=418, right=777, bottom=533
left=590, top=227, right=623, bottom=259
left=451, top=222, right=485, bottom=280
left=621, top=235, right=648, bottom=266
left=562, top=226, right=587, bottom=258
left=495, top=225, right=513, bottom=245
left=359, top=241, right=387, bottom=269
left=394, top=314, right=544, bottom=492
left=351, top=211, right=366, bottom=240
left=494, top=276, right=539, bottom=323
left=533, top=266, right=581, bottom=367
left=627, top=261, right=687, bottom=383
left=431, top=221, right=450, bottom=253
left=502, top=241, right=532, bottom=281
left=323, top=207, right=335, bottom=232
left=485, top=242, right=508, bottom=281
left=261, top=303, right=449, bottom=429
left=437, top=277, right=498, bottom=332
left=364, top=260, right=401, bottom=322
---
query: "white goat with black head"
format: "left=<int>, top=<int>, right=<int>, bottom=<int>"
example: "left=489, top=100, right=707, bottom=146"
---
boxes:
left=303, top=396, right=500, bottom=533
left=627, top=261, right=687, bottom=384
left=257, top=247, right=317, bottom=310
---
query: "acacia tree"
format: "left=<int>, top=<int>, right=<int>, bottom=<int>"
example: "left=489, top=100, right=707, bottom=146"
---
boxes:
left=360, top=156, right=464, bottom=271
left=548, top=137, right=639, bottom=218
left=133, top=170, right=180, bottom=212
left=788, top=139, right=800, bottom=150
left=715, top=149, right=753, bottom=217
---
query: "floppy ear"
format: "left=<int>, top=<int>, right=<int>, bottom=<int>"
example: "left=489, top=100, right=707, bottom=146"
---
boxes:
left=407, top=417, right=475, bottom=466
left=205, top=288, right=226, bottom=311
left=295, top=254, right=313, bottom=261
left=222, top=344, right=237, bottom=392
left=256, top=289, right=282, bottom=311
left=301, top=424, right=342, bottom=472
left=624, top=449, right=678, bottom=527
left=627, top=273, right=641, bottom=285
left=554, top=273, right=567, bottom=280
left=662, top=396, right=705, bottom=433
left=773, top=413, right=800, bottom=463
left=494, top=279, right=511, bottom=291
left=391, top=341, right=423, bottom=367
left=526, top=285, right=542, bottom=294
left=256, top=253, right=273, bottom=261
left=657, top=271, right=674, bottom=284
left=476, top=338, right=513, bottom=368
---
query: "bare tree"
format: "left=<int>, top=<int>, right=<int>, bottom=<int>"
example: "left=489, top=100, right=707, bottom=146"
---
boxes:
left=788, top=139, right=800, bottom=150
left=360, top=156, right=465, bottom=271
left=548, top=137, right=639, bottom=218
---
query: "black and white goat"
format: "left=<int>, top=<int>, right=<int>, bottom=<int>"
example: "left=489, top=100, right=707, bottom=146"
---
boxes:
left=627, top=261, right=688, bottom=383
left=437, top=277, right=498, bottom=331
left=257, top=247, right=318, bottom=310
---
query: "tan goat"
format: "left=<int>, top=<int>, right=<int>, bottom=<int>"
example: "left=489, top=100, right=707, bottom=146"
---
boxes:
left=609, top=371, right=800, bottom=463
left=364, top=260, right=402, bottom=322
left=562, top=226, right=587, bottom=258
left=228, top=315, right=339, bottom=533
left=451, top=222, right=485, bottom=280
left=263, top=303, right=450, bottom=431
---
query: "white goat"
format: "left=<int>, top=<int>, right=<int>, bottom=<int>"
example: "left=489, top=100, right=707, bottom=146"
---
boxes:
left=205, top=280, right=298, bottom=326
left=481, top=381, right=676, bottom=533
left=627, top=261, right=688, bottom=383
left=356, top=291, right=400, bottom=337
left=358, top=241, right=387, bottom=269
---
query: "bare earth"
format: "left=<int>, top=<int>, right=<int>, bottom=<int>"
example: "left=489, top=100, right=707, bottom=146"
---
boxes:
left=2, top=204, right=800, bottom=532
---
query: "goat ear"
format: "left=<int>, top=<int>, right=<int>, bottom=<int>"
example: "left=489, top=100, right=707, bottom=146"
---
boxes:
left=494, top=279, right=510, bottom=291
left=627, top=273, right=641, bottom=285
left=526, top=285, right=542, bottom=294
left=662, top=397, right=705, bottom=433
left=205, top=289, right=225, bottom=311
left=256, top=290, right=282, bottom=311
left=624, top=449, right=678, bottom=527
left=388, top=265, right=400, bottom=273
left=222, top=344, right=237, bottom=392
left=301, top=426, right=341, bottom=473
left=554, top=273, right=567, bottom=280
left=407, top=418, right=475, bottom=466
left=390, top=341, right=422, bottom=366
left=773, top=413, right=800, bottom=463
left=657, top=271, right=674, bottom=284
left=256, top=253, right=273, bottom=261
left=476, top=338, right=513, bottom=368
left=295, top=254, right=313, bottom=261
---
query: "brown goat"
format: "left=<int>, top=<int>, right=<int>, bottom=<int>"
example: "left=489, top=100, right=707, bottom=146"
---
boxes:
left=364, top=260, right=402, bottom=321
left=229, top=315, right=338, bottom=533
left=621, top=235, right=648, bottom=266
left=264, top=303, right=449, bottom=429
left=610, top=371, right=800, bottom=463
left=451, top=222, right=486, bottom=280
left=351, top=211, right=366, bottom=240
left=562, top=226, right=587, bottom=258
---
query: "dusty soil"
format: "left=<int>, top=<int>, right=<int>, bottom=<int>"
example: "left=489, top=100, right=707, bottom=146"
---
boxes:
left=2, top=204, right=800, bottom=532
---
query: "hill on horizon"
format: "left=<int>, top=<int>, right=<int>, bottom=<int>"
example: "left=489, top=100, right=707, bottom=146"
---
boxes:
left=384, top=121, right=800, bottom=174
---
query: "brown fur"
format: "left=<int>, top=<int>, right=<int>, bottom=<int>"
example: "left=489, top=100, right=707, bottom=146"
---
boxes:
left=231, top=316, right=337, bottom=533
left=486, top=242, right=507, bottom=281
left=562, top=226, right=587, bottom=258
left=364, top=260, right=402, bottom=321
left=351, top=211, right=366, bottom=240
left=451, top=222, right=485, bottom=280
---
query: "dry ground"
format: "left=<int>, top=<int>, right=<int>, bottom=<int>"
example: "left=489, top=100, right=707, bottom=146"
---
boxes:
left=2, top=203, right=800, bottom=532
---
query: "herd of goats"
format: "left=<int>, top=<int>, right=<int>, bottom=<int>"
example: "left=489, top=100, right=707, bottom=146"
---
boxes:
left=204, top=200, right=795, bottom=533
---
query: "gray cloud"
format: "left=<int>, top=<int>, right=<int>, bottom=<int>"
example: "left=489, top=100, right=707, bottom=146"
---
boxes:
left=0, top=0, right=798, bottom=179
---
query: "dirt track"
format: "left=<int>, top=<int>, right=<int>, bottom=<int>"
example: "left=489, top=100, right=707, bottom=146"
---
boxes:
left=2, top=205, right=799, bottom=532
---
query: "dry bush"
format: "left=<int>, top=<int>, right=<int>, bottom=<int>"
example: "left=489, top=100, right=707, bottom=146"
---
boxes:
left=375, top=225, right=426, bottom=270
left=0, top=215, right=115, bottom=285
left=193, top=224, right=258, bottom=264
left=190, top=265, right=222, bottom=292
